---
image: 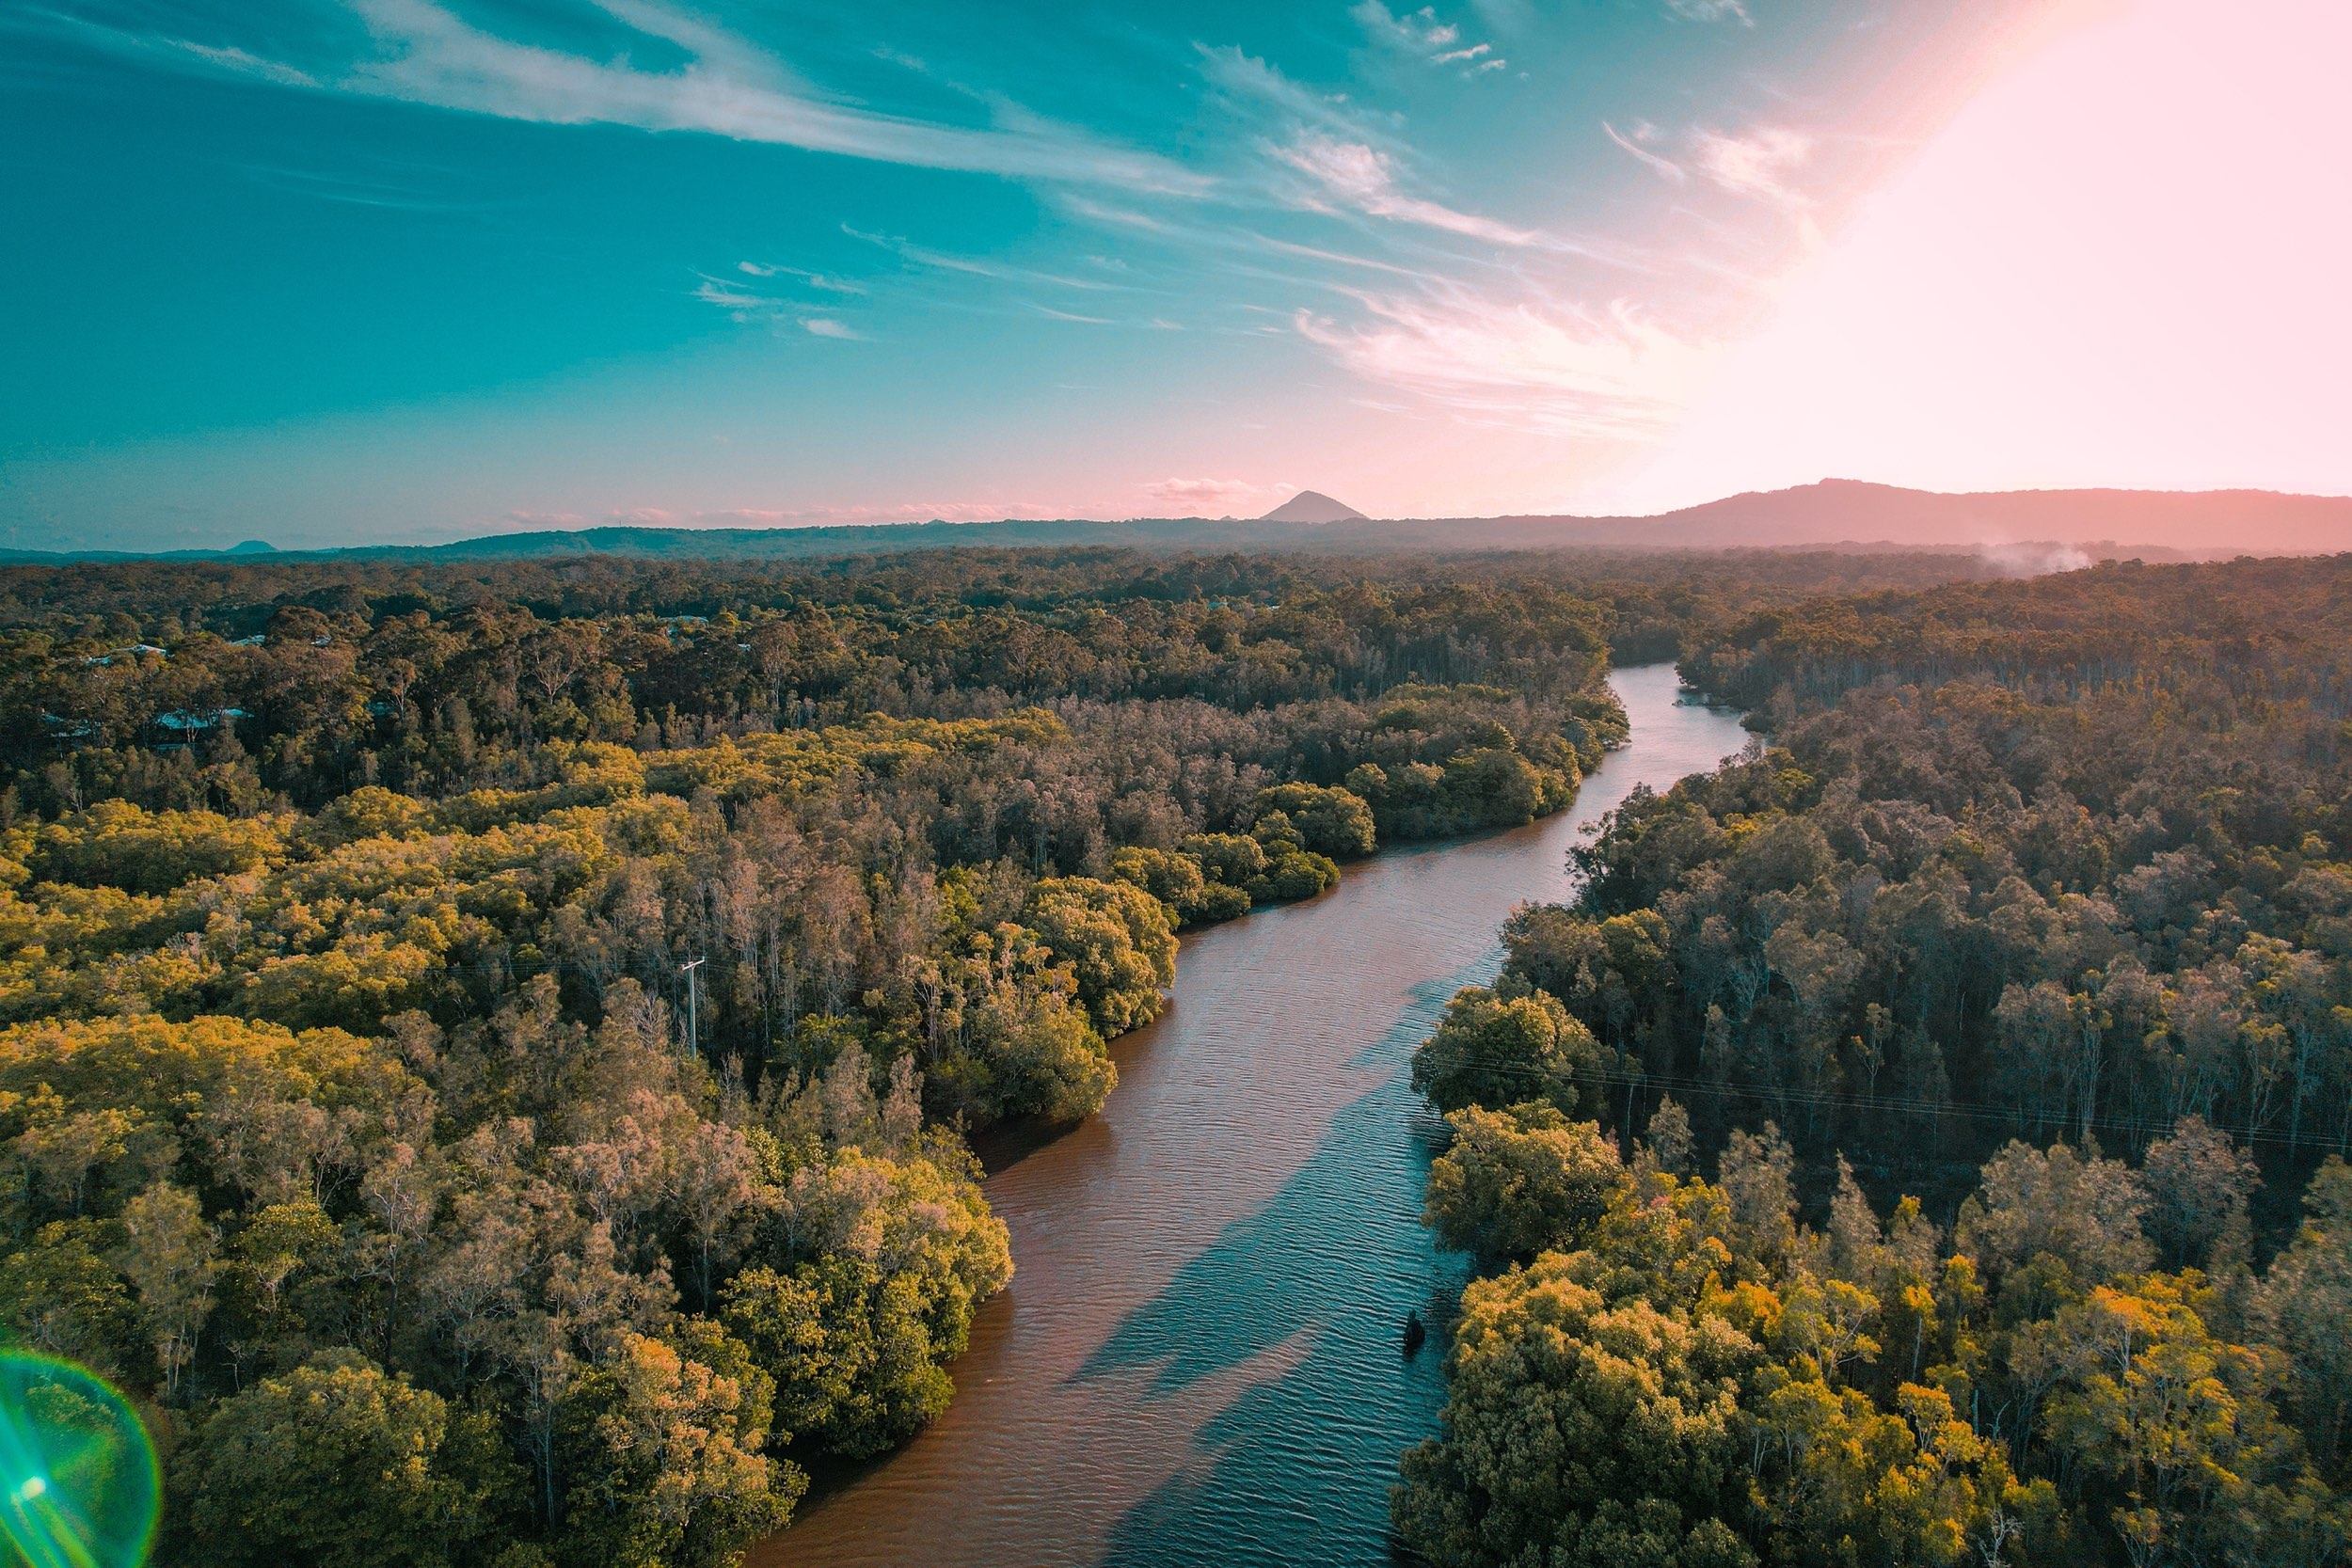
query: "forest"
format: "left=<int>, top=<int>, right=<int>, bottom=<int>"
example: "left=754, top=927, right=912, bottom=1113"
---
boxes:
left=1400, top=554, right=2352, bottom=1567
left=12, top=541, right=2347, bottom=1568
left=0, top=546, right=1700, bottom=1567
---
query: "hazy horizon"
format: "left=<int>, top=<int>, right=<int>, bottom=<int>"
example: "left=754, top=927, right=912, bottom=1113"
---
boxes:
left=16, top=475, right=2352, bottom=569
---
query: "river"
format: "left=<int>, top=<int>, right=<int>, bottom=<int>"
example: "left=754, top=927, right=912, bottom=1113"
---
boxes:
left=755, top=663, right=1753, bottom=1568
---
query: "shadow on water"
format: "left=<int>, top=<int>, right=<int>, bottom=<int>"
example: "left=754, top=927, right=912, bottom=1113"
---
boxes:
left=1076, top=963, right=1492, bottom=1567
left=754, top=668, right=1756, bottom=1568
left=966, top=1111, right=1089, bottom=1177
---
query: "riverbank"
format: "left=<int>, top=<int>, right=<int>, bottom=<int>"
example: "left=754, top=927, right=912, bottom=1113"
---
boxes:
left=755, top=664, right=1752, bottom=1568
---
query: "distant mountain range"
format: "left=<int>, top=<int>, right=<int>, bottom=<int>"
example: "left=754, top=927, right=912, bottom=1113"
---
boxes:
left=1547, top=480, right=2352, bottom=555
left=8, top=481, right=2350, bottom=565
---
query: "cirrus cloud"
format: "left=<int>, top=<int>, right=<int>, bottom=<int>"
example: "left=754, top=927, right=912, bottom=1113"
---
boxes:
left=1692, top=125, right=1815, bottom=212
left=42, top=0, right=1210, bottom=195
left=1352, top=2, right=1508, bottom=74
left=1272, top=131, right=1538, bottom=246
left=1295, top=286, right=1709, bottom=437
left=1664, top=0, right=1753, bottom=24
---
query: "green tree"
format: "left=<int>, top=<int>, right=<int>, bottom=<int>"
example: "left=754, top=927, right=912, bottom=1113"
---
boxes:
left=722, top=1256, right=948, bottom=1459
left=1393, top=1252, right=1756, bottom=1568
left=1645, top=1095, right=1696, bottom=1176
left=728, top=1146, right=1009, bottom=1458
left=1177, top=832, right=1265, bottom=890
left=2041, top=1278, right=2312, bottom=1565
left=1716, top=1123, right=1798, bottom=1273
left=113, top=1180, right=218, bottom=1401
left=2256, top=1158, right=2352, bottom=1477
left=181, top=1351, right=515, bottom=1568
left=1106, top=846, right=1209, bottom=923
left=2139, top=1116, right=2259, bottom=1272
left=1423, top=1102, right=1625, bottom=1264
left=1023, top=877, right=1177, bottom=1036
left=1958, top=1141, right=2152, bottom=1308
left=969, top=986, right=1115, bottom=1123
left=1251, top=783, right=1376, bottom=858
left=1409, top=987, right=1607, bottom=1117
left=0, top=1219, right=138, bottom=1375
left=1441, top=746, right=1552, bottom=829
left=552, top=1332, right=793, bottom=1568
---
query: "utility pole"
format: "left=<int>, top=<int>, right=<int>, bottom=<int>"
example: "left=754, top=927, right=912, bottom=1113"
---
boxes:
left=680, top=956, right=706, bottom=1056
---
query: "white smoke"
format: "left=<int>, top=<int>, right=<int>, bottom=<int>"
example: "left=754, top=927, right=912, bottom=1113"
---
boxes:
left=1976, top=540, right=2092, bottom=578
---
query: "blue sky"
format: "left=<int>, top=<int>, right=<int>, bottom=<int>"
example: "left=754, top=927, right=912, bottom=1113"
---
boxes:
left=14, top=0, right=2341, bottom=549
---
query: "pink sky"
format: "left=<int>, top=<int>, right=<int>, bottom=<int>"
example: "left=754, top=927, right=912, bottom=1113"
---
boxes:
left=1597, top=0, right=2352, bottom=514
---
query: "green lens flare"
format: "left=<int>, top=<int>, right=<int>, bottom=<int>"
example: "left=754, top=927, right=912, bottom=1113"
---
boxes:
left=0, top=1353, right=159, bottom=1568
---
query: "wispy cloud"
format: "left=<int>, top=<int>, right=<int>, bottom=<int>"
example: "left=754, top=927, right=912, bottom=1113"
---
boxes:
left=1692, top=125, right=1814, bottom=209
left=694, top=277, right=863, bottom=339
left=1138, top=477, right=1284, bottom=515
left=1690, top=124, right=1820, bottom=247
left=1353, top=2, right=1509, bottom=74
left=1295, top=286, right=1708, bottom=437
left=1469, top=0, right=1535, bottom=31
left=237, top=159, right=501, bottom=212
left=1663, top=0, right=1753, bottom=24
left=694, top=280, right=771, bottom=315
left=1252, top=234, right=1448, bottom=280
left=165, top=39, right=318, bottom=87
left=843, top=225, right=1130, bottom=292
left=1201, top=49, right=1616, bottom=259
left=52, top=0, right=1209, bottom=194
left=1273, top=130, right=1539, bottom=246
left=1603, top=120, right=1687, bottom=184
left=1057, top=195, right=1176, bottom=232
left=1605, top=119, right=1813, bottom=218
left=1196, top=44, right=1380, bottom=144
left=1355, top=2, right=1460, bottom=52
left=739, top=261, right=865, bottom=293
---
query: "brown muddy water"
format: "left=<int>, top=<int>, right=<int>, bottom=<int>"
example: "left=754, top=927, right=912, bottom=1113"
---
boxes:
left=754, top=664, right=1753, bottom=1568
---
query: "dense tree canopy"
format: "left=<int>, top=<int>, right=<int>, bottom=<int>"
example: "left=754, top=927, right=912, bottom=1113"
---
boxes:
left=0, top=544, right=1720, bottom=1566
left=1403, top=1109, right=2352, bottom=1566
left=24, top=541, right=2326, bottom=1566
left=1406, top=553, right=2352, bottom=1568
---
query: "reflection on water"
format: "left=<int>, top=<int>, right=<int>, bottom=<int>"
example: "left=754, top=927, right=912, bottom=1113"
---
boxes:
left=757, top=665, right=1753, bottom=1568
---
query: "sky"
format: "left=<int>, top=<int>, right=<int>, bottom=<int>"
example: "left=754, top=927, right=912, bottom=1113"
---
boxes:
left=2, top=0, right=2346, bottom=549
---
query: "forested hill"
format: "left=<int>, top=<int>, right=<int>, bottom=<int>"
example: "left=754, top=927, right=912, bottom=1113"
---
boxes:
left=7, top=481, right=2347, bottom=563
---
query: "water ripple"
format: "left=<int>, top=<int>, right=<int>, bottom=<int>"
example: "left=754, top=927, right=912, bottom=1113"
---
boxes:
left=758, top=666, right=1753, bottom=1568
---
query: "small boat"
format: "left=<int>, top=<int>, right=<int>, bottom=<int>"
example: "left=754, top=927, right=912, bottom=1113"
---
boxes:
left=1402, top=1310, right=1427, bottom=1355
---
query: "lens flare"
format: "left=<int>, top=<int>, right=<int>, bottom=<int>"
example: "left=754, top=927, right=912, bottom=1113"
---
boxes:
left=0, top=1353, right=160, bottom=1568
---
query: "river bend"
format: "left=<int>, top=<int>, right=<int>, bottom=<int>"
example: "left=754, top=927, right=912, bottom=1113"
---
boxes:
left=758, top=663, right=1753, bottom=1568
